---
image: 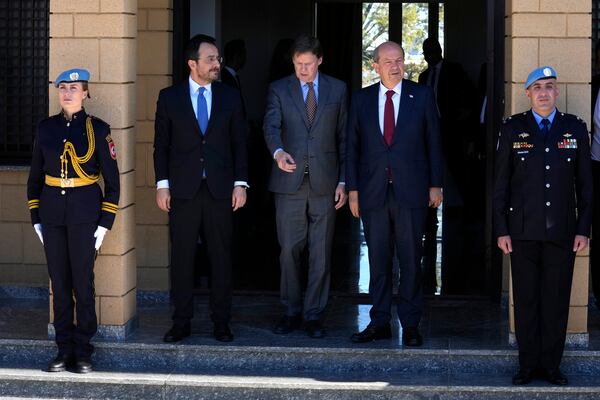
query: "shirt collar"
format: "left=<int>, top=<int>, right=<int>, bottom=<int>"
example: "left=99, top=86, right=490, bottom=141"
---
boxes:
left=300, top=72, right=319, bottom=88
left=61, top=107, right=86, bottom=122
left=379, top=80, right=402, bottom=97
left=189, top=75, right=211, bottom=94
left=532, top=108, right=557, bottom=126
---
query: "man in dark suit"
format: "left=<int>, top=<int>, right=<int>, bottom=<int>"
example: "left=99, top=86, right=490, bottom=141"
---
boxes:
left=221, top=39, right=247, bottom=118
left=264, top=34, right=347, bottom=338
left=154, top=34, right=248, bottom=343
left=346, top=41, right=443, bottom=346
left=418, top=38, right=474, bottom=295
left=494, top=66, right=592, bottom=386
left=590, top=41, right=600, bottom=310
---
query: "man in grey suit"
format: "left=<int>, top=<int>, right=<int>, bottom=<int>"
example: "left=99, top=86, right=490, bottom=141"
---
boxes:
left=264, top=34, right=348, bottom=338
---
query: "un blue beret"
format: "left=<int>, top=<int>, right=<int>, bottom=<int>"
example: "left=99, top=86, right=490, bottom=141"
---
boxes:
left=54, top=68, right=90, bottom=87
left=525, top=66, right=557, bottom=89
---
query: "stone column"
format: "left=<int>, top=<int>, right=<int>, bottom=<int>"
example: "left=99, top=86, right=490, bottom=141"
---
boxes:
left=49, top=0, right=137, bottom=339
left=135, top=0, right=172, bottom=292
left=505, top=0, right=591, bottom=346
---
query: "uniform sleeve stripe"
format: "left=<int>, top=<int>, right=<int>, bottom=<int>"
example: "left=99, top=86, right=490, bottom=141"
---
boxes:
left=102, top=201, right=119, bottom=208
left=101, top=207, right=118, bottom=214
left=28, top=199, right=40, bottom=210
left=28, top=200, right=39, bottom=204
left=29, top=204, right=40, bottom=210
left=101, top=205, right=119, bottom=211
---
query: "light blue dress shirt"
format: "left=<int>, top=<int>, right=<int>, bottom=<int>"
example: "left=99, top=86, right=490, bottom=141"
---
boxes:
left=300, top=73, right=319, bottom=104
left=532, top=108, right=557, bottom=131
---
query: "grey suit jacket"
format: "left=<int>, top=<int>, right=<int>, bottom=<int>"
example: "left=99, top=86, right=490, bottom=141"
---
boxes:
left=264, top=73, right=348, bottom=195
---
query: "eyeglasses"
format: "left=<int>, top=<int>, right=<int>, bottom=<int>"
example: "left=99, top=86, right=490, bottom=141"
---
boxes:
left=196, top=55, right=223, bottom=64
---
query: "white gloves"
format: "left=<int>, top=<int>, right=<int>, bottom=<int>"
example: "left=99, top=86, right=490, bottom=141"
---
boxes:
left=34, top=223, right=43, bottom=244
left=94, top=226, right=108, bottom=250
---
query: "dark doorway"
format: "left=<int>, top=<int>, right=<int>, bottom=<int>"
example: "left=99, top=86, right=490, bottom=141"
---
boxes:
left=176, top=0, right=504, bottom=299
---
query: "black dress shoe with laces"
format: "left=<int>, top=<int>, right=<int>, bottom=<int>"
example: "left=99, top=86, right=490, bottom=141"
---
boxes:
left=544, top=368, right=568, bottom=386
left=273, top=315, right=302, bottom=334
left=47, top=354, right=74, bottom=372
left=305, top=320, right=326, bottom=338
left=402, top=327, right=423, bottom=347
left=512, top=368, right=534, bottom=385
left=214, top=323, right=234, bottom=342
left=74, top=357, right=93, bottom=374
left=163, top=323, right=191, bottom=343
left=351, top=324, right=392, bottom=343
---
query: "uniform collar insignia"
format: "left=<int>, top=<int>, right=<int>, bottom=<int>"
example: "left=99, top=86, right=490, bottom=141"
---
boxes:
left=518, top=133, right=529, bottom=138
left=563, top=133, right=572, bottom=137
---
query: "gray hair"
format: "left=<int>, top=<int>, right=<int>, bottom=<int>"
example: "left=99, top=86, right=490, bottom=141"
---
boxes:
left=373, top=42, right=405, bottom=62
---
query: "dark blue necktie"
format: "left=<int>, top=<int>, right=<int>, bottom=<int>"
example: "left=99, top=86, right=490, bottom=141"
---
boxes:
left=541, top=118, right=550, bottom=135
left=197, top=87, right=208, bottom=134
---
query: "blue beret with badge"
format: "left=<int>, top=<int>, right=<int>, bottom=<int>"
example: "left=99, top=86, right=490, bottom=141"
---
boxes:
left=524, top=66, right=557, bottom=89
left=54, top=68, right=90, bottom=88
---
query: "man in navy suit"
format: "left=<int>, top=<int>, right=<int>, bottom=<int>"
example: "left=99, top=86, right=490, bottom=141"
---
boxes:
left=154, top=34, right=248, bottom=343
left=346, top=41, right=443, bottom=346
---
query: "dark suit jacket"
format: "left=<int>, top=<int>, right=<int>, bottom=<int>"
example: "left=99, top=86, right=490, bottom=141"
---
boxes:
left=493, top=111, right=593, bottom=241
left=264, top=73, right=348, bottom=195
left=153, top=80, right=248, bottom=200
left=346, top=80, right=443, bottom=210
left=220, top=67, right=240, bottom=90
left=592, top=74, right=600, bottom=128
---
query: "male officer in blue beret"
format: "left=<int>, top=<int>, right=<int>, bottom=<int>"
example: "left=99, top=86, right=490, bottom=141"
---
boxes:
left=493, top=66, right=593, bottom=386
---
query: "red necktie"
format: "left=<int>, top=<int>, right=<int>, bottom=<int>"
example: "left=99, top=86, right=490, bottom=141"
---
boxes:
left=384, top=90, right=395, bottom=145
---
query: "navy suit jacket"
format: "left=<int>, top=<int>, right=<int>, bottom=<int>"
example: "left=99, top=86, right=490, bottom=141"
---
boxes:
left=153, top=80, right=248, bottom=200
left=346, top=80, right=443, bottom=210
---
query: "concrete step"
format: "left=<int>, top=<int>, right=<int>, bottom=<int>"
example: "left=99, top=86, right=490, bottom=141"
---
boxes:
left=1, top=339, right=600, bottom=399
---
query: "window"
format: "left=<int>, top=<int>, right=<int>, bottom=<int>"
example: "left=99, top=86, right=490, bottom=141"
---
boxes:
left=0, top=0, right=49, bottom=164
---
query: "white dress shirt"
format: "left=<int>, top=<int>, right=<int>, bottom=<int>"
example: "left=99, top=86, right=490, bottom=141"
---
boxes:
left=378, top=81, right=402, bottom=135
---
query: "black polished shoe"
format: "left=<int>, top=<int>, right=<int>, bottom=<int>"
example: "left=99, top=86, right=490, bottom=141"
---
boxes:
left=512, top=368, right=534, bottom=385
left=74, top=357, right=93, bottom=374
left=351, top=324, right=392, bottom=343
left=214, top=323, right=234, bottom=342
left=305, top=320, right=326, bottom=339
left=163, top=323, right=191, bottom=343
left=544, top=368, right=568, bottom=386
left=402, top=327, right=423, bottom=347
left=273, top=315, right=302, bottom=334
left=47, top=354, right=73, bottom=372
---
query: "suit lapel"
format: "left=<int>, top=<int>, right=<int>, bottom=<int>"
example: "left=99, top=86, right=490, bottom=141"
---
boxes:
left=204, top=82, right=219, bottom=137
left=309, top=74, right=331, bottom=129
left=391, top=80, right=414, bottom=145
left=287, top=76, right=310, bottom=130
left=368, top=83, right=387, bottom=147
left=180, top=81, right=202, bottom=137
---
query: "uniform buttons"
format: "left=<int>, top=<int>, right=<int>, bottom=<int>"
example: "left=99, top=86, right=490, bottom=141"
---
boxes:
left=546, top=201, right=551, bottom=207
left=567, top=158, right=571, bottom=162
left=63, top=139, right=66, bottom=143
left=545, top=147, right=549, bottom=152
left=61, top=190, right=66, bottom=195
left=521, top=157, right=525, bottom=161
left=509, top=207, right=514, bottom=211
left=546, top=165, right=550, bottom=170
left=200, top=158, right=204, bottom=162
left=546, top=183, right=550, bottom=188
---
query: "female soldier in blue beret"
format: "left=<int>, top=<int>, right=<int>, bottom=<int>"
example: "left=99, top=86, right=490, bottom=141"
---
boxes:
left=27, top=68, right=120, bottom=374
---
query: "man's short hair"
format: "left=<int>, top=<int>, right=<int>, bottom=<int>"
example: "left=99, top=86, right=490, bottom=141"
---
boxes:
left=291, top=34, right=323, bottom=59
left=185, top=34, right=217, bottom=62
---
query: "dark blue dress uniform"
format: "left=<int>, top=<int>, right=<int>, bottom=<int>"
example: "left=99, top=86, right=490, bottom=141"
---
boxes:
left=493, top=109, right=593, bottom=372
left=27, top=108, right=120, bottom=359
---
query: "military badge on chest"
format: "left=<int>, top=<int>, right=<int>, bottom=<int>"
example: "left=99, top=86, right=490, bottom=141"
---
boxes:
left=558, top=133, right=577, bottom=149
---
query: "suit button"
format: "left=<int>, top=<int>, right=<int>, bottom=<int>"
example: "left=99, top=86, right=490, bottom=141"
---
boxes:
left=545, top=147, right=549, bottom=152
left=546, top=165, right=550, bottom=170
left=546, top=201, right=551, bottom=206
left=202, top=140, right=206, bottom=144
left=61, top=190, right=66, bottom=195
left=546, top=183, right=550, bottom=188
left=200, top=158, right=204, bottom=162
left=309, top=136, right=314, bottom=140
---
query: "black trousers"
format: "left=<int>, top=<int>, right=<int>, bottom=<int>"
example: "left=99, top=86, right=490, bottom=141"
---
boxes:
left=43, top=223, right=97, bottom=358
left=511, top=240, right=575, bottom=371
left=169, top=182, right=233, bottom=326
left=361, top=186, right=427, bottom=328
left=591, top=160, right=600, bottom=306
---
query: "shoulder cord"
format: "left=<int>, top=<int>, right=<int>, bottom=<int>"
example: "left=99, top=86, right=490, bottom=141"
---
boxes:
left=60, top=116, right=99, bottom=183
